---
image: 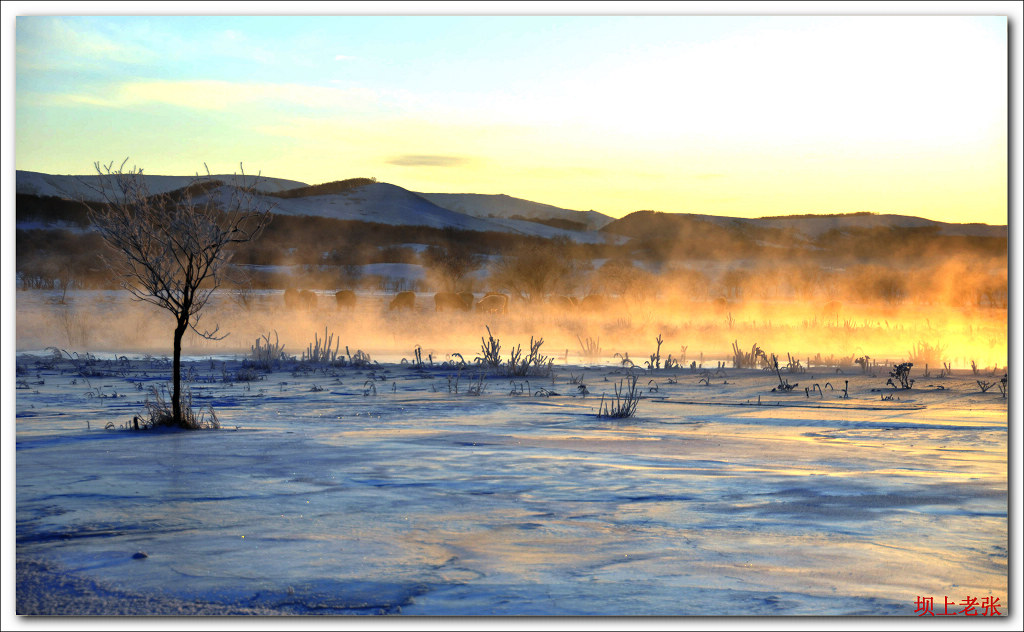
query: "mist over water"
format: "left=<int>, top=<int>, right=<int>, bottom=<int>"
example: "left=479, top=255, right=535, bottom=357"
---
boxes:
left=18, top=275, right=1008, bottom=372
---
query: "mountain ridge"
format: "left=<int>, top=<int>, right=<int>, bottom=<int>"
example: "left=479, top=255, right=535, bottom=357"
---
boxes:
left=602, top=209, right=1007, bottom=240
left=415, top=192, right=615, bottom=231
left=15, top=170, right=1007, bottom=242
left=15, top=169, right=307, bottom=199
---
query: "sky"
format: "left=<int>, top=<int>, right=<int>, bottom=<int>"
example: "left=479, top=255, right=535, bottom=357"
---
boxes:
left=6, top=2, right=1016, bottom=225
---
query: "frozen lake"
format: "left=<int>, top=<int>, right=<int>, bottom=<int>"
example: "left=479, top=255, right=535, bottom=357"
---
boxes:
left=14, top=346, right=1009, bottom=616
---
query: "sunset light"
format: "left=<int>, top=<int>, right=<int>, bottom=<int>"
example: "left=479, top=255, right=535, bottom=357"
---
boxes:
left=6, top=2, right=1018, bottom=622
left=13, top=11, right=1009, bottom=224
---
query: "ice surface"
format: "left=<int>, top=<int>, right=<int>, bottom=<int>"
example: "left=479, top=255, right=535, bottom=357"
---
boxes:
left=14, top=343, right=1008, bottom=616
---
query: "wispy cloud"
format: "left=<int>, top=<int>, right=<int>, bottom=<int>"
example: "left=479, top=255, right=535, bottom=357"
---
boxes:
left=386, top=155, right=471, bottom=168
left=48, top=79, right=379, bottom=112
left=334, top=54, right=356, bottom=61
left=16, top=17, right=158, bottom=70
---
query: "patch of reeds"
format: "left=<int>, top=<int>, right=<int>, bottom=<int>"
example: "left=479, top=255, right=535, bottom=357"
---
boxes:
left=577, top=334, right=602, bottom=361
left=908, top=341, right=946, bottom=367
left=476, top=326, right=553, bottom=377
left=445, top=369, right=487, bottom=395
left=596, top=374, right=642, bottom=418
left=345, top=347, right=375, bottom=368
left=732, top=340, right=768, bottom=370
left=465, top=372, right=487, bottom=396
left=250, top=330, right=287, bottom=370
left=303, top=327, right=341, bottom=364
left=647, top=334, right=664, bottom=370
left=784, top=353, right=805, bottom=374
left=808, top=353, right=857, bottom=370
left=505, top=336, right=554, bottom=377
left=855, top=355, right=872, bottom=374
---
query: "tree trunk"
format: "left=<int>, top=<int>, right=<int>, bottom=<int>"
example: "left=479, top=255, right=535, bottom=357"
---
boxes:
left=172, top=317, right=188, bottom=426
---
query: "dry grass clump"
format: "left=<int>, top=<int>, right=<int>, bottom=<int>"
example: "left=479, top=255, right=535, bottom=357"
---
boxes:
left=250, top=331, right=287, bottom=370
left=768, top=354, right=799, bottom=391
left=225, top=365, right=264, bottom=383
left=137, top=386, right=219, bottom=430
left=577, top=334, right=602, bottom=362
left=505, top=336, right=554, bottom=377
left=647, top=334, right=664, bottom=370
left=644, top=334, right=682, bottom=370
left=855, top=355, right=872, bottom=374
left=303, top=327, right=342, bottom=364
left=296, top=328, right=375, bottom=368
left=344, top=348, right=375, bottom=368
left=732, top=340, right=769, bottom=369
left=445, top=369, right=488, bottom=396
left=597, top=374, right=642, bottom=418
left=476, top=326, right=554, bottom=377
left=976, top=374, right=1008, bottom=398
left=908, top=341, right=946, bottom=367
left=477, top=326, right=503, bottom=369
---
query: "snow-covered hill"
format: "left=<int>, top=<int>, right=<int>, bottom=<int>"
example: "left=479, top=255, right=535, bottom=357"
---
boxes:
left=16, top=171, right=1005, bottom=242
left=15, top=170, right=307, bottom=201
left=194, top=182, right=614, bottom=244
left=15, top=171, right=613, bottom=243
left=255, top=182, right=502, bottom=232
left=416, top=192, right=615, bottom=231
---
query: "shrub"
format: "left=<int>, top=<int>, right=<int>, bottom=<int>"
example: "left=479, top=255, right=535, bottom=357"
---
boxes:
left=487, top=239, right=583, bottom=302
left=477, top=326, right=502, bottom=369
left=887, top=362, right=914, bottom=389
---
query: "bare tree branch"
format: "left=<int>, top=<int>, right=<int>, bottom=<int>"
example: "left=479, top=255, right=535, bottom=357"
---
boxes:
left=82, top=159, right=272, bottom=426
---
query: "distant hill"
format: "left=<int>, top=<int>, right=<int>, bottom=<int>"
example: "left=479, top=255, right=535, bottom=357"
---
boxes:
left=15, top=171, right=612, bottom=244
left=269, top=178, right=379, bottom=198
left=214, top=181, right=505, bottom=233
left=15, top=170, right=307, bottom=201
left=603, top=210, right=1008, bottom=241
left=601, top=210, right=1007, bottom=262
left=16, top=171, right=1005, bottom=249
left=239, top=182, right=611, bottom=243
left=750, top=212, right=1007, bottom=239
left=416, top=192, right=615, bottom=231
left=15, top=171, right=1009, bottom=294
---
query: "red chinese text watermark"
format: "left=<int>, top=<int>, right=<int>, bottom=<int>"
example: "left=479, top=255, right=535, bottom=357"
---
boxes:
left=915, top=595, right=1002, bottom=616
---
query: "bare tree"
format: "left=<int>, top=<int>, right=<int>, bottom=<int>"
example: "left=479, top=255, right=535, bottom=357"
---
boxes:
left=85, top=159, right=272, bottom=427
left=422, top=243, right=481, bottom=292
left=488, top=239, right=582, bottom=302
